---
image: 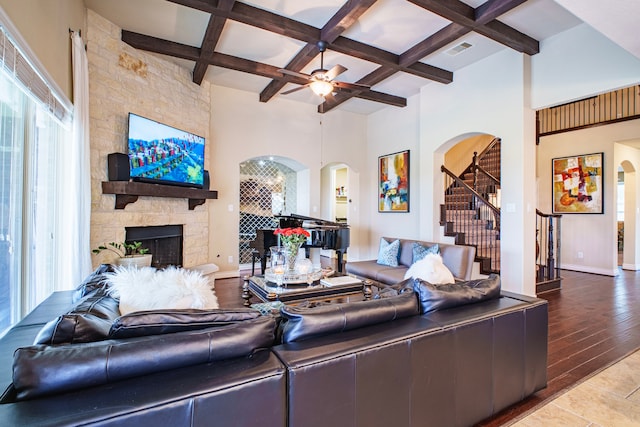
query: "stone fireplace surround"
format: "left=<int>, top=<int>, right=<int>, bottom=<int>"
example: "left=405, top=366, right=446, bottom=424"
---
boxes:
left=88, top=10, right=212, bottom=271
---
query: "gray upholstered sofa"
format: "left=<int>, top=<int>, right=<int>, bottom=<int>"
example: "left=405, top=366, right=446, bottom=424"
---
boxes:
left=346, top=238, right=477, bottom=284
left=0, top=265, right=547, bottom=427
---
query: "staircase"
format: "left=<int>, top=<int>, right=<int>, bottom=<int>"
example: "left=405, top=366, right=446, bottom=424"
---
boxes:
left=441, top=138, right=501, bottom=275
left=441, top=138, right=562, bottom=293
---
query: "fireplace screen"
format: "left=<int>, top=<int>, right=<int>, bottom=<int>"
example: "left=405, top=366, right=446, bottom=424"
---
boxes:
left=125, top=225, right=183, bottom=268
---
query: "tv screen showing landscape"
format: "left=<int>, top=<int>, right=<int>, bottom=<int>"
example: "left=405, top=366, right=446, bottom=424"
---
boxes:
left=127, top=113, right=205, bottom=188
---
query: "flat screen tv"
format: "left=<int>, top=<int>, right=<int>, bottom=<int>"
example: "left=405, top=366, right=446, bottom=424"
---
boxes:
left=127, top=113, right=205, bottom=188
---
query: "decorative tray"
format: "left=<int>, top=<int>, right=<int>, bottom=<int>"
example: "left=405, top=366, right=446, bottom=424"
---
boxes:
left=264, top=267, right=334, bottom=285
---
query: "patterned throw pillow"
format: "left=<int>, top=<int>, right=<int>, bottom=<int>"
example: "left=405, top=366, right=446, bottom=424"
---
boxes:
left=412, top=242, right=440, bottom=263
left=377, top=238, right=400, bottom=267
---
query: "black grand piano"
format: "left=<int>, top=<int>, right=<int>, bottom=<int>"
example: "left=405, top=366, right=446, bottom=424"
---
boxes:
left=249, top=214, right=350, bottom=274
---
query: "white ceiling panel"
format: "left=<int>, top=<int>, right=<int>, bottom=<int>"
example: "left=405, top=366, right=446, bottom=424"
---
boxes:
left=215, top=21, right=306, bottom=67
left=342, top=0, right=450, bottom=54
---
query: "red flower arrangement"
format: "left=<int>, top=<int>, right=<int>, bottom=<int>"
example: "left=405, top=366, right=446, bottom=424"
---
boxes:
left=274, top=227, right=310, bottom=247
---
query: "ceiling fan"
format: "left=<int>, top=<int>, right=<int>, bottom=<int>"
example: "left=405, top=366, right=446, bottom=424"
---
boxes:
left=278, top=41, right=370, bottom=98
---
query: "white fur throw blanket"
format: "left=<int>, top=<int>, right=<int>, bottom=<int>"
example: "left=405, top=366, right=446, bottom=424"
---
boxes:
left=404, top=253, right=455, bottom=285
left=106, top=266, right=219, bottom=315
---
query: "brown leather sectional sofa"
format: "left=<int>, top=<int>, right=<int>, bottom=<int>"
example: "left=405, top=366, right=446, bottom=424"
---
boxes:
left=0, top=265, right=547, bottom=427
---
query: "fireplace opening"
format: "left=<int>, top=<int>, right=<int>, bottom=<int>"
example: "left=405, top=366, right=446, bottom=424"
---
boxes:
left=125, top=225, right=183, bottom=268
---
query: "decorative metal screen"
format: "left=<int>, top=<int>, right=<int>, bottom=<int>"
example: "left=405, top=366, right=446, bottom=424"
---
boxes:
left=239, top=159, right=297, bottom=265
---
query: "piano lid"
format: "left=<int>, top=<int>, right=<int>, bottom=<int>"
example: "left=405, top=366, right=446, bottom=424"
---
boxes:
left=276, top=213, right=348, bottom=229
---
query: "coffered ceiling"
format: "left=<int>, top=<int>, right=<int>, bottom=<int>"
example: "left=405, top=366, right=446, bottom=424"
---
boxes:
left=84, top=0, right=631, bottom=115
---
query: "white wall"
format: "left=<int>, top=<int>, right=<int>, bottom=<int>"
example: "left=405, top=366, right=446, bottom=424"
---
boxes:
left=0, top=0, right=85, bottom=101
left=418, top=49, right=537, bottom=295
left=209, top=85, right=367, bottom=275
left=537, top=120, right=640, bottom=276
left=364, top=94, right=420, bottom=260
left=532, top=23, right=640, bottom=109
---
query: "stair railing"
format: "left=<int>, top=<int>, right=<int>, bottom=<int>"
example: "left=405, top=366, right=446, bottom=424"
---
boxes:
left=471, top=137, right=501, bottom=199
left=536, top=209, right=562, bottom=284
left=441, top=165, right=501, bottom=273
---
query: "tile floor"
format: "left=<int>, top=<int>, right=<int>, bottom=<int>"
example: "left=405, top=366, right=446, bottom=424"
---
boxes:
left=511, top=349, right=640, bottom=426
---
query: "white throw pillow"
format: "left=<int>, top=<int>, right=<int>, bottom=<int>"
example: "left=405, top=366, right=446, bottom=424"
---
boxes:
left=404, top=253, right=455, bottom=285
left=106, top=266, right=219, bottom=315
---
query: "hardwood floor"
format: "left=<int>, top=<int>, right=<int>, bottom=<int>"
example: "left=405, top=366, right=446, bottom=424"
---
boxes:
left=213, top=265, right=640, bottom=426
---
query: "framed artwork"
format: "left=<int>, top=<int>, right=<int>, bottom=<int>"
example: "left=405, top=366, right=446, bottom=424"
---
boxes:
left=552, top=152, right=603, bottom=214
left=378, top=150, right=409, bottom=212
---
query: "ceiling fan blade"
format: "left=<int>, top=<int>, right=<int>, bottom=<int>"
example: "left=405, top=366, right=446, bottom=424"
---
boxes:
left=325, top=64, right=347, bottom=81
left=332, top=81, right=370, bottom=91
left=278, top=68, right=311, bottom=80
left=319, top=91, right=336, bottom=105
left=281, top=84, right=310, bottom=95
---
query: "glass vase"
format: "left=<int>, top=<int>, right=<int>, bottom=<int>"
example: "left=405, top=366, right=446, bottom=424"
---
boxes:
left=284, top=243, right=302, bottom=272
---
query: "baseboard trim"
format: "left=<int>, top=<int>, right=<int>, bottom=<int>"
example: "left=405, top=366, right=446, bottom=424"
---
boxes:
left=215, top=270, right=240, bottom=279
left=622, top=263, right=640, bottom=271
left=561, top=264, right=619, bottom=277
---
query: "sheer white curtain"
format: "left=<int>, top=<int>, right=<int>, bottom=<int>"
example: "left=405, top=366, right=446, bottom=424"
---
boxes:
left=60, top=31, right=92, bottom=287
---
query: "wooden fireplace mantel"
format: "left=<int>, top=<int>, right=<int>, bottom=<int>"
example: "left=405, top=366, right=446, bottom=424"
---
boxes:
left=102, top=181, right=218, bottom=210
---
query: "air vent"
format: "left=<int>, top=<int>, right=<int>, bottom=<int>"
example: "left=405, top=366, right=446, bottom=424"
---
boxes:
left=446, top=42, right=473, bottom=56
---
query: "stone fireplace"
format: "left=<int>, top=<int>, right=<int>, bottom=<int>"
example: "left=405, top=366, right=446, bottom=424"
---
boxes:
left=88, top=11, right=212, bottom=271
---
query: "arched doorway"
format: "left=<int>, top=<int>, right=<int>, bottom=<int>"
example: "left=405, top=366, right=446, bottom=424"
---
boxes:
left=619, top=160, right=637, bottom=270
left=320, top=162, right=360, bottom=261
left=442, top=133, right=501, bottom=274
left=238, top=156, right=306, bottom=268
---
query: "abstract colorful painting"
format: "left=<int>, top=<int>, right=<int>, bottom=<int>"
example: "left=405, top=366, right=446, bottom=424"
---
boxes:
left=378, top=150, right=409, bottom=212
left=552, top=152, right=603, bottom=214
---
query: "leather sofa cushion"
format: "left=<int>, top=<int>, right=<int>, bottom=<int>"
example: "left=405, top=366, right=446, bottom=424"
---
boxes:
left=413, top=274, right=501, bottom=314
left=109, top=308, right=261, bottom=338
left=33, top=290, right=120, bottom=345
left=72, top=264, right=114, bottom=302
left=280, top=282, right=419, bottom=343
left=12, top=315, right=277, bottom=400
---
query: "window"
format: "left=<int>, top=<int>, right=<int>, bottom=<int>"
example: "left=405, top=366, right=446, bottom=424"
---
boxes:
left=0, top=26, right=72, bottom=335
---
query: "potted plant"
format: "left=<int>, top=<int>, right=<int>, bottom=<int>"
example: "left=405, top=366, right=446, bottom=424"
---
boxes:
left=92, top=241, right=153, bottom=268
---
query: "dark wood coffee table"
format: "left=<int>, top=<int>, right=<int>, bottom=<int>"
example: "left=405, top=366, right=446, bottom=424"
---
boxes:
left=242, top=274, right=374, bottom=306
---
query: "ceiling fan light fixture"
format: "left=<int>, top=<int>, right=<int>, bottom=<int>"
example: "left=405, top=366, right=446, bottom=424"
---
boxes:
left=310, top=79, right=334, bottom=97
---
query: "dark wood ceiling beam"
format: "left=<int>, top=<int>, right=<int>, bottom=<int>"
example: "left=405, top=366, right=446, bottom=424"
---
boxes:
left=207, top=52, right=407, bottom=109
left=407, top=0, right=538, bottom=54
left=230, top=2, right=319, bottom=43
left=260, top=0, right=378, bottom=103
left=330, top=37, right=452, bottom=83
left=476, top=20, right=538, bottom=54
left=166, top=0, right=222, bottom=14
left=319, top=67, right=397, bottom=113
left=399, top=22, right=469, bottom=67
left=141, top=0, right=540, bottom=112
left=122, top=30, right=201, bottom=60
left=320, top=0, right=378, bottom=42
left=170, top=0, right=320, bottom=42
left=208, top=52, right=307, bottom=83
left=172, top=0, right=452, bottom=83
left=193, top=0, right=234, bottom=84
left=121, top=29, right=406, bottom=109
left=259, top=44, right=318, bottom=103
left=407, top=0, right=475, bottom=25
left=475, top=0, right=527, bottom=25
left=355, top=90, right=407, bottom=107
